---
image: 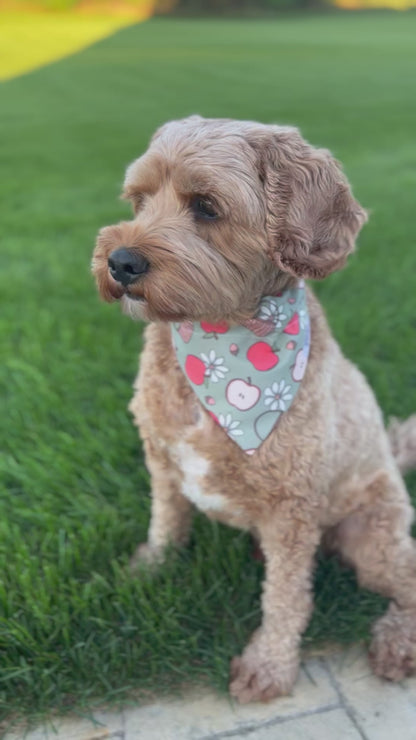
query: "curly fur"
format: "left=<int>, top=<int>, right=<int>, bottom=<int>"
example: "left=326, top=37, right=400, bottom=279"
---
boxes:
left=92, top=116, right=416, bottom=704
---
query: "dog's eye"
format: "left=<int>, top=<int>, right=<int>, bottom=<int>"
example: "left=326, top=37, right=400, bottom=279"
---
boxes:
left=191, top=196, right=219, bottom=220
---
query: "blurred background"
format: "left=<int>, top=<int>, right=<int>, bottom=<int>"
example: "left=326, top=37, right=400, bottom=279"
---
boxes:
left=1, top=0, right=416, bottom=81
left=1, top=0, right=416, bottom=728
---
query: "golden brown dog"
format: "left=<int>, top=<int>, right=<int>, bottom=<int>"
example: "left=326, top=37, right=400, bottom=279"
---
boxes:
left=92, top=116, right=416, bottom=704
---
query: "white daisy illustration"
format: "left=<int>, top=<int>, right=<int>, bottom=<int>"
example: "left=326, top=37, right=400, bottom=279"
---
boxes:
left=218, top=414, right=244, bottom=437
left=200, top=350, right=229, bottom=383
left=258, top=300, right=287, bottom=328
left=264, top=380, right=293, bottom=412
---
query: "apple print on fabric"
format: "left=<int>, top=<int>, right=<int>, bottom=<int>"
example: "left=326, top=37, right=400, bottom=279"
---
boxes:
left=247, top=342, right=279, bottom=371
left=292, top=348, right=308, bottom=382
left=185, top=355, right=206, bottom=385
left=226, top=379, right=261, bottom=411
left=255, top=410, right=280, bottom=442
left=200, top=320, right=229, bottom=338
left=171, top=283, right=310, bottom=452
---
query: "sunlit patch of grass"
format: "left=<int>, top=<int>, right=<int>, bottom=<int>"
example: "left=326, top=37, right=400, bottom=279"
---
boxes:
left=0, top=11, right=144, bottom=80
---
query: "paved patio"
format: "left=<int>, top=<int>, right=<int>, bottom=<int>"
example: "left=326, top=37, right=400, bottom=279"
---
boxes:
left=6, top=645, right=416, bottom=739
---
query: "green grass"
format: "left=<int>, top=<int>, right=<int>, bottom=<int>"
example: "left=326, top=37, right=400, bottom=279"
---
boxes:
left=1, top=11, right=416, bottom=728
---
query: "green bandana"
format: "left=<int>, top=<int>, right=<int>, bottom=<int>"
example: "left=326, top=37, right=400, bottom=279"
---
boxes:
left=171, top=283, right=310, bottom=453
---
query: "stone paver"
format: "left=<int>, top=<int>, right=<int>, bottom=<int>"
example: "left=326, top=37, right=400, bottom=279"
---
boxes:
left=326, top=646, right=416, bottom=740
left=123, top=658, right=338, bottom=740
left=247, top=707, right=362, bottom=739
left=5, top=647, right=416, bottom=740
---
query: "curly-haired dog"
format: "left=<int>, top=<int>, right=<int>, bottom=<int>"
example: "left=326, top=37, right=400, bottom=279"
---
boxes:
left=92, top=116, right=416, bottom=704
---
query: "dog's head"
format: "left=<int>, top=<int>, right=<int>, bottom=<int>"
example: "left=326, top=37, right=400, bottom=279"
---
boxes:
left=92, top=116, right=367, bottom=323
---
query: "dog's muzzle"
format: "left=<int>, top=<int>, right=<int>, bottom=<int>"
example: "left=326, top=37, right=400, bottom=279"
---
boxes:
left=108, top=247, right=150, bottom=287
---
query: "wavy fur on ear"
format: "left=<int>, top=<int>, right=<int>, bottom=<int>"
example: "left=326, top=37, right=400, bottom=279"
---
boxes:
left=256, top=129, right=368, bottom=279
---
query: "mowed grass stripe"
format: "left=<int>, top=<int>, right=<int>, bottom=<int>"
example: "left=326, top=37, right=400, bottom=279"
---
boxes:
left=1, top=14, right=416, bottom=725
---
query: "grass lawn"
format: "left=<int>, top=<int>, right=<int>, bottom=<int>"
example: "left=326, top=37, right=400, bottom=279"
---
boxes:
left=1, top=11, right=416, bottom=727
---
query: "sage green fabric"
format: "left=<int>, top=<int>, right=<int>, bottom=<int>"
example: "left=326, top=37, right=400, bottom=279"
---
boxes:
left=171, top=283, right=310, bottom=453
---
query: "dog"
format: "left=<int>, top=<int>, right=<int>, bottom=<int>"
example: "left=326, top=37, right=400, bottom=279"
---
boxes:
left=92, top=116, right=416, bottom=704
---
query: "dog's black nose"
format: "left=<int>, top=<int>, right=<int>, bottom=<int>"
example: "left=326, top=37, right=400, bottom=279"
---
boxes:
left=108, top=248, right=150, bottom=287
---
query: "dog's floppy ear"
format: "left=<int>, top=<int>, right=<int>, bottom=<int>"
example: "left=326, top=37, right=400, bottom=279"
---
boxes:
left=254, top=128, right=367, bottom=280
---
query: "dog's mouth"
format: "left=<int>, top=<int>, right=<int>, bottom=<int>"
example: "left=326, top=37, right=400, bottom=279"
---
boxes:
left=124, top=276, right=148, bottom=302
left=105, top=271, right=147, bottom=303
left=120, top=292, right=149, bottom=321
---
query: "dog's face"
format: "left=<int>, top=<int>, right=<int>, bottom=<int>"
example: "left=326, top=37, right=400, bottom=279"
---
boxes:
left=92, top=116, right=367, bottom=323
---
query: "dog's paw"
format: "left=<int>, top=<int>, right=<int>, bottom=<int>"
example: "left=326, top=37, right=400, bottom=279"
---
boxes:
left=369, top=605, right=416, bottom=681
left=129, top=542, right=166, bottom=573
left=229, top=637, right=298, bottom=703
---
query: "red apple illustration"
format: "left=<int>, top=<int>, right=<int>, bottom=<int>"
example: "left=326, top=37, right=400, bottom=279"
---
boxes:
left=286, top=340, right=296, bottom=350
left=226, top=378, right=261, bottom=411
left=283, top=313, right=300, bottom=335
left=185, top=355, right=206, bottom=385
left=246, top=342, right=279, bottom=371
left=200, top=320, right=229, bottom=334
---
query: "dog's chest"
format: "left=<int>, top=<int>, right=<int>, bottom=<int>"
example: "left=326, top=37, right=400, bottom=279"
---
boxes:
left=136, top=323, right=260, bottom=522
left=172, top=437, right=229, bottom=513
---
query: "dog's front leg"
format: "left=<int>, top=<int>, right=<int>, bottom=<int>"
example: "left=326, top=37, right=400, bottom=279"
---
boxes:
left=130, top=438, right=193, bottom=570
left=230, top=510, right=320, bottom=703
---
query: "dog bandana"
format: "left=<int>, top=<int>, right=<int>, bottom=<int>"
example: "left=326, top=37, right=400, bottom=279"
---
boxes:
left=171, top=283, right=310, bottom=453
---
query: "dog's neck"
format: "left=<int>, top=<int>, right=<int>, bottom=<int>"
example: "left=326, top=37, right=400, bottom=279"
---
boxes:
left=230, top=273, right=300, bottom=324
left=171, top=282, right=310, bottom=453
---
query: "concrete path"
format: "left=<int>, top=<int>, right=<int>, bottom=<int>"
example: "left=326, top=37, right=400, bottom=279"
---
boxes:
left=6, top=646, right=416, bottom=739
